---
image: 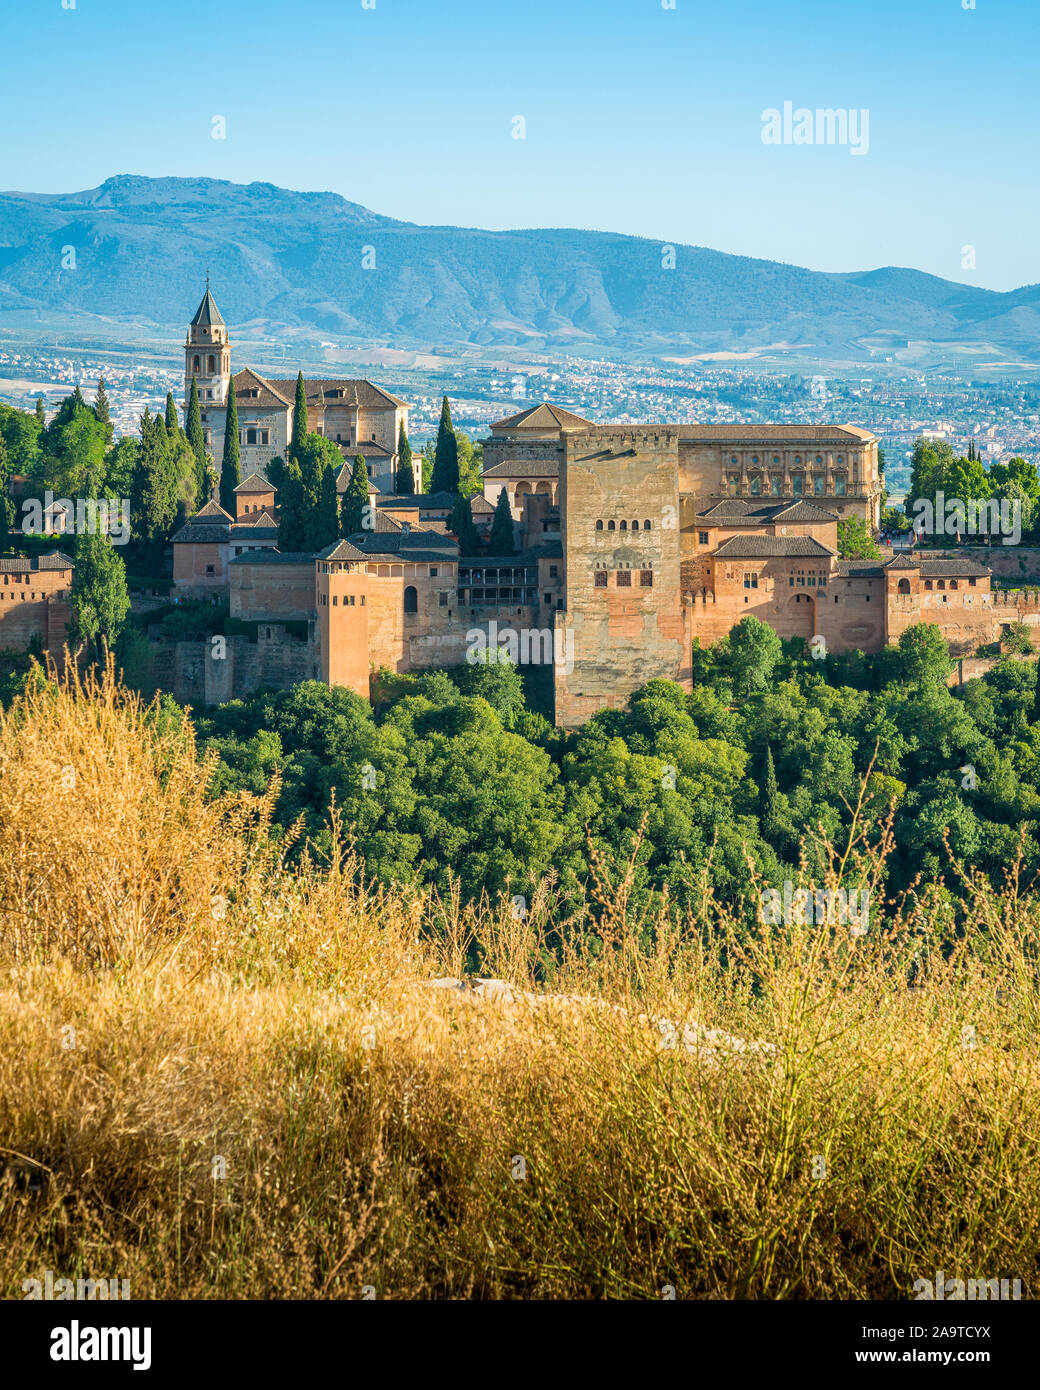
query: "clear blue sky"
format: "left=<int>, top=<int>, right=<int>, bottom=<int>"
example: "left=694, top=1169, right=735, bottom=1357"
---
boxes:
left=3, top=0, right=1035, bottom=289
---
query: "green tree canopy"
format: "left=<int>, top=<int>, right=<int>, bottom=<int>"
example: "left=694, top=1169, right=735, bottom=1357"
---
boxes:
left=68, top=529, right=130, bottom=655
left=395, top=421, right=414, bottom=494
left=431, top=396, right=459, bottom=494
left=488, top=486, right=514, bottom=555
left=219, top=384, right=240, bottom=514
left=340, top=454, right=370, bottom=538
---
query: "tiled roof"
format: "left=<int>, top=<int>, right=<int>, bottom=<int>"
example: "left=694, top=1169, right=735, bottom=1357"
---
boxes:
left=232, top=368, right=292, bottom=409
left=266, top=378, right=409, bottom=411
left=0, top=550, right=74, bottom=573
left=234, top=472, right=273, bottom=493
left=482, top=459, right=559, bottom=478
left=676, top=424, right=876, bottom=444
left=316, top=540, right=370, bottom=562
left=696, top=498, right=838, bottom=524
left=713, top=535, right=835, bottom=559
left=171, top=522, right=230, bottom=544
left=190, top=289, right=224, bottom=328
left=172, top=498, right=234, bottom=543
left=341, top=529, right=460, bottom=563
left=229, top=524, right=279, bottom=540
left=228, top=551, right=313, bottom=565
left=470, top=496, right=495, bottom=513
left=194, top=500, right=233, bottom=522
left=835, top=560, right=886, bottom=578
left=492, top=402, right=595, bottom=432
left=915, top=558, right=991, bottom=578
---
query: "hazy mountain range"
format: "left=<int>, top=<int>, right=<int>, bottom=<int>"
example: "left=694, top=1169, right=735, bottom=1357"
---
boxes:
left=1, top=175, right=1038, bottom=363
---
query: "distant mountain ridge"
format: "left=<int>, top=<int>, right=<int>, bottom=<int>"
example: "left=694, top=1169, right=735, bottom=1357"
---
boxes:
left=1, top=174, right=1038, bottom=361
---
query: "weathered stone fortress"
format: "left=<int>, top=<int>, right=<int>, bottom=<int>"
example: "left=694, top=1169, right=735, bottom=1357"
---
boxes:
left=8, top=289, right=1039, bottom=722
left=163, top=293, right=1040, bottom=723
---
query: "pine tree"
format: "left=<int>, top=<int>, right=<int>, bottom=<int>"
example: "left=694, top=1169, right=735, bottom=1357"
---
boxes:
left=340, top=454, right=370, bottom=537
left=488, top=487, right=514, bottom=556
left=73, top=385, right=85, bottom=408
left=431, top=396, right=458, bottom=494
left=165, top=391, right=180, bottom=435
left=450, top=493, right=481, bottom=556
left=35, top=397, right=46, bottom=428
left=395, top=421, right=414, bottom=494
left=185, top=377, right=208, bottom=502
left=68, top=528, right=130, bottom=655
left=219, top=381, right=240, bottom=514
left=290, top=372, right=308, bottom=462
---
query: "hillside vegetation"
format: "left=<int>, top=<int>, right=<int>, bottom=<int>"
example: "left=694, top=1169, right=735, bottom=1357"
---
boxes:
left=0, top=661, right=1038, bottom=1299
left=3, top=175, right=1035, bottom=357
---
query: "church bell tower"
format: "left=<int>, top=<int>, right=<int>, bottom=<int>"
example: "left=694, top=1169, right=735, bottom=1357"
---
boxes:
left=184, top=280, right=232, bottom=407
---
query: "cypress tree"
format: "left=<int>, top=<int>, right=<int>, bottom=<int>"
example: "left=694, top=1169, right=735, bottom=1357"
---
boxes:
left=290, top=372, right=308, bottom=462
left=431, top=396, right=458, bottom=494
left=94, top=377, right=111, bottom=426
left=131, top=410, right=180, bottom=568
left=73, top=385, right=85, bottom=408
left=450, top=493, right=481, bottom=557
left=35, top=397, right=46, bottom=428
left=395, top=421, right=414, bottom=494
left=0, top=435, right=13, bottom=532
left=277, top=458, right=306, bottom=552
left=219, top=381, right=241, bottom=514
left=317, top=459, right=340, bottom=551
left=488, top=486, right=514, bottom=556
left=165, top=391, right=180, bottom=435
left=185, top=377, right=208, bottom=501
left=68, top=528, right=130, bottom=656
left=340, top=454, right=370, bottom=537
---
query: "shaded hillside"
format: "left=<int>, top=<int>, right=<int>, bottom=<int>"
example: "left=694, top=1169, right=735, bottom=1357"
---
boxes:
left=1, top=175, right=1037, bottom=358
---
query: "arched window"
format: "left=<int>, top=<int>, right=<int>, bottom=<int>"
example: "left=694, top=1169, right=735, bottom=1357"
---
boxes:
left=620, top=520, right=627, bottom=530
left=595, top=519, right=603, bottom=530
left=208, top=355, right=216, bottom=373
left=631, top=519, right=639, bottom=531
left=608, top=520, right=615, bottom=531
left=950, top=579, right=958, bottom=590
left=404, top=585, right=418, bottom=614
left=192, top=355, right=200, bottom=373
left=750, top=475, right=761, bottom=495
left=643, top=519, right=651, bottom=530
left=897, top=577, right=911, bottom=595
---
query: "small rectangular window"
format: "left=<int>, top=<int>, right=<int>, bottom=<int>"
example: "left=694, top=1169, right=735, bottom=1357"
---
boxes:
left=698, top=531, right=709, bottom=545
left=616, top=570, right=631, bottom=587
left=594, top=571, right=607, bottom=588
left=640, top=570, right=653, bottom=587
left=439, top=592, right=448, bottom=607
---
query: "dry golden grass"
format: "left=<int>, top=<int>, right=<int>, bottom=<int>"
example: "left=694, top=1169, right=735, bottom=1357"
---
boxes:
left=0, top=661, right=1038, bottom=1299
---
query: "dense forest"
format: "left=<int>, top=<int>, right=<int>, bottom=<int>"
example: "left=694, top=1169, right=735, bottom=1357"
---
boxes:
left=183, top=616, right=1040, bottom=932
